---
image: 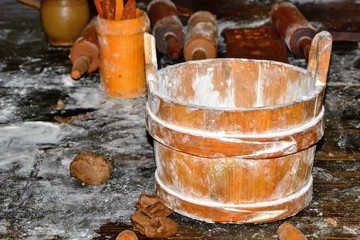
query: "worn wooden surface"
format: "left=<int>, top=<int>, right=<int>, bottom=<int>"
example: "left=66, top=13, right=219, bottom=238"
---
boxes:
left=0, top=0, right=359, bottom=239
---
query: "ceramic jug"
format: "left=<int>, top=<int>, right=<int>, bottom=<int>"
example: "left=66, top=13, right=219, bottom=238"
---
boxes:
left=18, top=0, right=90, bottom=46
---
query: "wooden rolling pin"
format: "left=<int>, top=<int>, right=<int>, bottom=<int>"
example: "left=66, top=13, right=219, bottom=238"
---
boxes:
left=147, top=0, right=185, bottom=60
left=277, top=222, right=308, bottom=240
left=183, top=11, right=217, bottom=61
left=270, top=2, right=316, bottom=60
left=69, top=17, right=99, bottom=80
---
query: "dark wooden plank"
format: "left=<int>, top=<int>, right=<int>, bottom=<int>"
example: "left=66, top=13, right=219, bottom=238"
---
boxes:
left=93, top=160, right=360, bottom=240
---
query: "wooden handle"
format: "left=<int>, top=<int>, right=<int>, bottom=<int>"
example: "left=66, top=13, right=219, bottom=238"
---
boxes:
left=143, top=32, right=157, bottom=92
left=165, top=34, right=181, bottom=60
left=114, top=0, right=124, bottom=20
left=95, top=0, right=116, bottom=19
left=69, top=17, right=99, bottom=79
left=121, top=0, right=136, bottom=20
left=192, top=49, right=207, bottom=60
left=17, top=0, right=40, bottom=9
left=71, top=55, right=92, bottom=80
left=106, top=0, right=116, bottom=20
left=270, top=2, right=317, bottom=59
left=94, top=0, right=105, bottom=18
left=306, top=31, right=333, bottom=86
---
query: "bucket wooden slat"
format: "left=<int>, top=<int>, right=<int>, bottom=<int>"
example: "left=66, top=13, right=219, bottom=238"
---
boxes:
left=147, top=62, right=326, bottom=134
left=155, top=143, right=315, bottom=201
left=148, top=89, right=324, bottom=134
left=155, top=145, right=315, bottom=223
left=233, top=62, right=259, bottom=107
left=146, top=104, right=324, bottom=158
left=145, top=31, right=332, bottom=223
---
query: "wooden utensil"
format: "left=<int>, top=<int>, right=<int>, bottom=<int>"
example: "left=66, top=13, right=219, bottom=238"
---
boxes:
left=147, top=0, right=185, bottom=60
left=270, top=2, right=316, bottom=60
left=70, top=17, right=99, bottom=80
left=114, top=0, right=124, bottom=20
left=184, top=11, right=218, bottom=61
left=121, top=0, right=136, bottom=20
left=94, top=0, right=115, bottom=19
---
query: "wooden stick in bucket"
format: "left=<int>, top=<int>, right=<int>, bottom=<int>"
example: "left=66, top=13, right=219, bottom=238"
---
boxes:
left=114, top=0, right=124, bottom=20
left=121, top=0, right=136, bottom=20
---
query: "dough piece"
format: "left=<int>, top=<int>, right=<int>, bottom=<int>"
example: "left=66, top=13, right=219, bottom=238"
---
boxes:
left=70, top=151, right=112, bottom=185
left=135, top=194, right=173, bottom=218
left=130, top=211, right=178, bottom=238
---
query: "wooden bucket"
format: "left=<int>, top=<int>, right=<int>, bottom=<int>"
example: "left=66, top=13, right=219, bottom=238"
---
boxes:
left=144, top=31, right=332, bottom=223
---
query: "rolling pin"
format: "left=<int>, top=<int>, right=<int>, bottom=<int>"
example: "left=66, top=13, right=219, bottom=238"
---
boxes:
left=69, top=17, right=99, bottom=80
left=147, top=0, right=185, bottom=60
left=270, top=2, right=316, bottom=60
left=183, top=11, right=218, bottom=61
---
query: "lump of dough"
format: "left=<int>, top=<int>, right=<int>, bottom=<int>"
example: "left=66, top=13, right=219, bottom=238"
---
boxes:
left=70, top=151, right=112, bottom=185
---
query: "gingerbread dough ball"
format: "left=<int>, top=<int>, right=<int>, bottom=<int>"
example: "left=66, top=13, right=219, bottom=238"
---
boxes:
left=70, top=151, right=112, bottom=185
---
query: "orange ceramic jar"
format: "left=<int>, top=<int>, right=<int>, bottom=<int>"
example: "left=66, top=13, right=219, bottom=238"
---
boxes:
left=95, top=9, right=150, bottom=98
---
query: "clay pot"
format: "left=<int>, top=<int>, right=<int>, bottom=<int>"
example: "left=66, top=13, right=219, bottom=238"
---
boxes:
left=18, top=0, right=90, bottom=46
left=95, top=9, right=150, bottom=98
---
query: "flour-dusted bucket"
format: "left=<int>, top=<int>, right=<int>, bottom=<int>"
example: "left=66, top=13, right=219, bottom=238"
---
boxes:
left=143, top=32, right=332, bottom=223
